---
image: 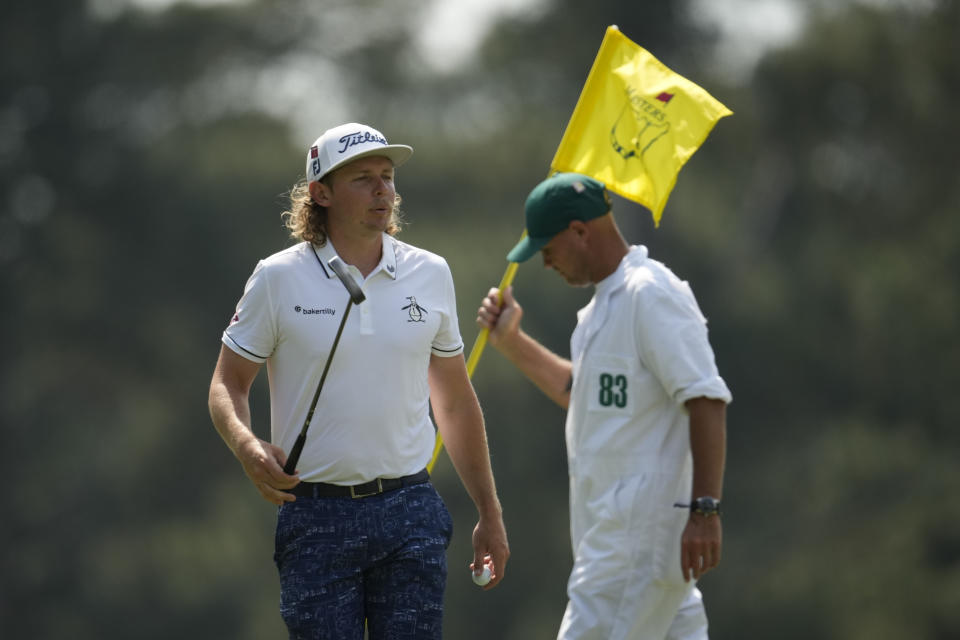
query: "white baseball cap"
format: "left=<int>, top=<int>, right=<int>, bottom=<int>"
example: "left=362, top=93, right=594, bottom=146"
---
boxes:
left=305, top=123, right=413, bottom=184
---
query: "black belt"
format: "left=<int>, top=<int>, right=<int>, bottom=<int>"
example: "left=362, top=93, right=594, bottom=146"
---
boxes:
left=289, top=469, right=430, bottom=499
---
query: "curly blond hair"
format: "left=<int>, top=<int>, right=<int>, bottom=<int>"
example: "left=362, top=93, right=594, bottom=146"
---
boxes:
left=282, top=178, right=404, bottom=245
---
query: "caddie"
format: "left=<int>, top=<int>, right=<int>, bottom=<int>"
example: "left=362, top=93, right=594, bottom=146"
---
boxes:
left=476, top=172, right=731, bottom=639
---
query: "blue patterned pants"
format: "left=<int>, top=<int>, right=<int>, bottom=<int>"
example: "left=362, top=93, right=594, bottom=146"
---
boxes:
left=274, top=483, right=454, bottom=639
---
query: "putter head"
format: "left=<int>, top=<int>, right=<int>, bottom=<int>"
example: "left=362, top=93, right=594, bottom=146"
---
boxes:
left=327, top=256, right=366, bottom=304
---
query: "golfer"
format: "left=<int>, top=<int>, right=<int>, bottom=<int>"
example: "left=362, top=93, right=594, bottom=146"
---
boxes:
left=209, top=122, right=509, bottom=639
left=477, top=172, right=730, bottom=639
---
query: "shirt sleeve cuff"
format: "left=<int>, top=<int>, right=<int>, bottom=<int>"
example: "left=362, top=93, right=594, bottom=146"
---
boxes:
left=430, top=343, right=464, bottom=358
left=222, top=332, right=269, bottom=363
left=675, top=376, right=733, bottom=405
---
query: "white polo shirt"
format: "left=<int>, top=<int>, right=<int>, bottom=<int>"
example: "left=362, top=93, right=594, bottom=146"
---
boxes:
left=222, top=234, right=464, bottom=484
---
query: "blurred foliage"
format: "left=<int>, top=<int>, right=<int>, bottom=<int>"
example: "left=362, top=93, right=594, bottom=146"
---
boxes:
left=2, top=0, right=958, bottom=638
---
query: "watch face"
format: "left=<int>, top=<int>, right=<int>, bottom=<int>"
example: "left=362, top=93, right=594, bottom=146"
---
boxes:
left=695, top=497, right=719, bottom=514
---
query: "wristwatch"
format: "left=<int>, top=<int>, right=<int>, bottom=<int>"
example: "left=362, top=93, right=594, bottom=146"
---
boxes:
left=674, top=496, right=722, bottom=517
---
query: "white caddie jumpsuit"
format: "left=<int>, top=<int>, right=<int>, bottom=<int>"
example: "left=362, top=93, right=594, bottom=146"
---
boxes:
left=558, top=246, right=732, bottom=640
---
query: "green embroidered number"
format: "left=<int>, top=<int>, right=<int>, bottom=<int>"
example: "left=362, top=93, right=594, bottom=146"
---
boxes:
left=598, top=372, right=628, bottom=408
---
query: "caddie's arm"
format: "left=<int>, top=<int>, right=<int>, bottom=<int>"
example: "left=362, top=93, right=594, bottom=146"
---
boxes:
left=208, top=345, right=299, bottom=505
left=679, top=396, right=727, bottom=582
left=476, top=286, right=573, bottom=409
left=428, top=353, right=510, bottom=590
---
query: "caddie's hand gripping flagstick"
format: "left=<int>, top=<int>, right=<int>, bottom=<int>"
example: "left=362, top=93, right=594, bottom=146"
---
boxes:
left=283, top=256, right=366, bottom=476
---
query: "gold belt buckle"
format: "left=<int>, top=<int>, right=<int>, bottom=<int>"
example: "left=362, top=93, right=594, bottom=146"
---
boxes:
left=350, top=478, right=382, bottom=499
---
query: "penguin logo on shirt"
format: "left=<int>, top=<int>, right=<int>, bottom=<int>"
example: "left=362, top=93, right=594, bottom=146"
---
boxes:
left=402, top=296, right=428, bottom=323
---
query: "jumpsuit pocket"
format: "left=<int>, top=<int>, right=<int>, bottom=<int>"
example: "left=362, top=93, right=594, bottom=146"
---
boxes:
left=613, top=476, right=688, bottom=589
left=651, top=497, right=689, bottom=587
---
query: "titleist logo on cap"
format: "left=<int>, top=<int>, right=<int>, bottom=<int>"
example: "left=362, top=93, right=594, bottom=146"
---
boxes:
left=306, top=123, right=412, bottom=183
left=337, top=130, right=388, bottom=154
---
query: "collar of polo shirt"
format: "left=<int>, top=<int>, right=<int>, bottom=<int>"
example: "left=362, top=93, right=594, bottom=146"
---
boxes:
left=312, top=234, right=399, bottom=281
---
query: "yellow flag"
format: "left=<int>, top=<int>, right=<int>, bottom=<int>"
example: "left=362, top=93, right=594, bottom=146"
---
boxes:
left=551, top=26, right=732, bottom=225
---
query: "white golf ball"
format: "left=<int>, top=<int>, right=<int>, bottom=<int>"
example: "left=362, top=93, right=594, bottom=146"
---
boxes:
left=471, top=565, right=492, bottom=586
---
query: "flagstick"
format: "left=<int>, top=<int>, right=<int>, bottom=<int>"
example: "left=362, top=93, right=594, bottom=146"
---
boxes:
left=427, top=246, right=523, bottom=473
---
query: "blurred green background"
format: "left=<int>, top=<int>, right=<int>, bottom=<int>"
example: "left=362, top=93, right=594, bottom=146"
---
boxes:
left=3, top=0, right=958, bottom=638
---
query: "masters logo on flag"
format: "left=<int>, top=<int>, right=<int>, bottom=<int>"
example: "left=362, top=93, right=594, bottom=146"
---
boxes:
left=551, top=26, right=732, bottom=226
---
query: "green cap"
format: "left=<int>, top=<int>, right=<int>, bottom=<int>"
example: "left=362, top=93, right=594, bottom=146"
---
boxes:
left=507, top=173, right=610, bottom=263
